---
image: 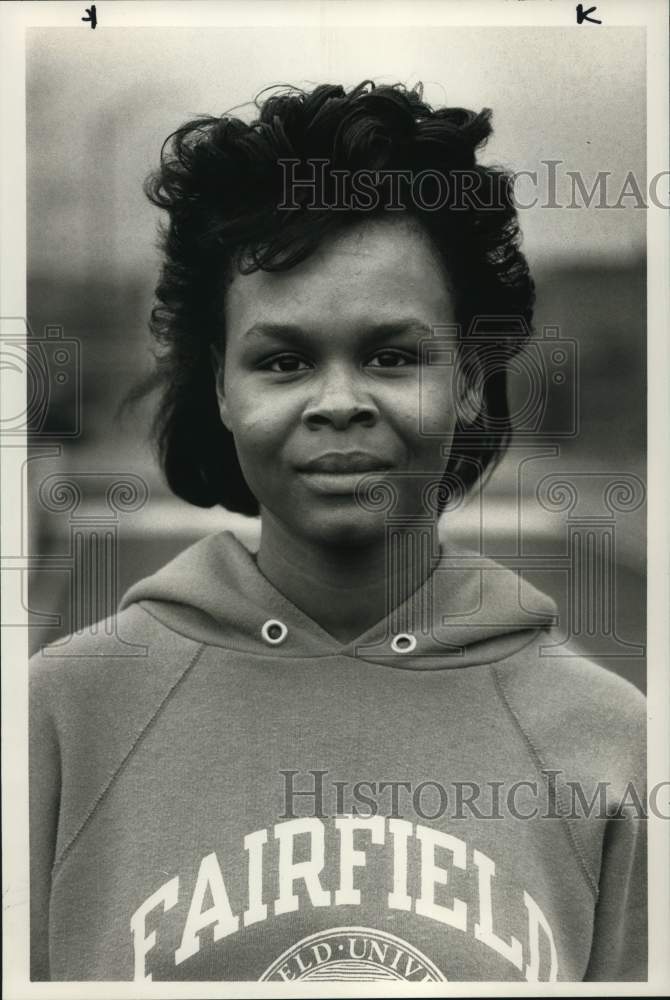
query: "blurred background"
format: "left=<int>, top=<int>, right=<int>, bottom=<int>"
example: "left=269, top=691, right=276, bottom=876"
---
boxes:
left=25, top=26, right=646, bottom=689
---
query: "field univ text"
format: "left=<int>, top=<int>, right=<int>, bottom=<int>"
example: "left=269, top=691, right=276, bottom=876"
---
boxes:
left=131, top=816, right=558, bottom=982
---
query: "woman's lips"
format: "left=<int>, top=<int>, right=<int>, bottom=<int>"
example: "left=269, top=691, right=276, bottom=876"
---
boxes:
left=297, top=452, right=392, bottom=473
left=296, top=454, right=393, bottom=495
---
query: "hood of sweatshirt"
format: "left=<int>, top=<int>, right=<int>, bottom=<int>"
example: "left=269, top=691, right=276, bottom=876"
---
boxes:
left=119, top=530, right=558, bottom=669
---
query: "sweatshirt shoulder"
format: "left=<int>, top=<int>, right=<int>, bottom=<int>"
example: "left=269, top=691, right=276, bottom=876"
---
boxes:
left=493, top=644, right=645, bottom=728
left=30, top=603, right=201, bottom=697
left=30, top=602, right=205, bottom=761
left=491, top=642, right=646, bottom=790
left=30, top=603, right=206, bottom=871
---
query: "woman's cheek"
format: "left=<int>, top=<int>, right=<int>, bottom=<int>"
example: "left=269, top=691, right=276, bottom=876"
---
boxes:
left=229, top=387, right=286, bottom=440
left=402, top=378, right=457, bottom=440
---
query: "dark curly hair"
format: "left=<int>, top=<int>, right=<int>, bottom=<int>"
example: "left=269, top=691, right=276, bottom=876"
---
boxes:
left=132, top=80, right=534, bottom=513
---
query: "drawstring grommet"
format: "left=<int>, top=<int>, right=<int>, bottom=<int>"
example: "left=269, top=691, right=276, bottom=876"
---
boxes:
left=391, top=633, right=417, bottom=654
left=261, top=619, right=288, bottom=645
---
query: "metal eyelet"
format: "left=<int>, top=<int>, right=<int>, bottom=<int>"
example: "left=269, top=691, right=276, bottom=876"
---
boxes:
left=391, top=632, right=417, bottom=654
left=261, top=619, right=288, bottom=645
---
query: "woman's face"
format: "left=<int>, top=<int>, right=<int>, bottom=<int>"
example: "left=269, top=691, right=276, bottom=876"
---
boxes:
left=216, top=215, right=471, bottom=547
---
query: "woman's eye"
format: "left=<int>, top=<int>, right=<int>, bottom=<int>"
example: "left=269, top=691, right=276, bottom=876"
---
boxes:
left=367, top=350, right=413, bottom=368
left=264, top=355, right=311, bottom=373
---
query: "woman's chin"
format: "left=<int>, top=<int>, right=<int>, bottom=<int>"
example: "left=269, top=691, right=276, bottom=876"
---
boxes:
left=292, top=508, right=389, bottom=549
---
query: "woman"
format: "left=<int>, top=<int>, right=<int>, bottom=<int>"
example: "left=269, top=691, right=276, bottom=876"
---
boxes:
left=30, top=81, right=646, bottom=983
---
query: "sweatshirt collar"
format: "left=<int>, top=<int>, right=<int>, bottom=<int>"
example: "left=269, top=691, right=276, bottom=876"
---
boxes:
left=120, top=530, right=557, bottom=670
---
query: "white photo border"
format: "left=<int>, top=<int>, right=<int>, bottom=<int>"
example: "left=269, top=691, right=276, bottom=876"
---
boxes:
left=2, top=1, right=668, bottom=997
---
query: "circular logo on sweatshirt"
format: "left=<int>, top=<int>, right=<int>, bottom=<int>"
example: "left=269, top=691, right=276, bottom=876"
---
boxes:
left=259, top=926, right=447, bottom=981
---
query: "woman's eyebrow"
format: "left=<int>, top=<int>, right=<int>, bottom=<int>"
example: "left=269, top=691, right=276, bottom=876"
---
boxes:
left=242, top=323, right=309, bottom=343
left=364, top=320, right=434, bottom=340
left=242, top=320, right=434, bottom=342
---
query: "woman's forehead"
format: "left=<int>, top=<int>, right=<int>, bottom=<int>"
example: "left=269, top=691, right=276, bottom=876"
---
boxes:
left=225, top=216, right=453, bottom=331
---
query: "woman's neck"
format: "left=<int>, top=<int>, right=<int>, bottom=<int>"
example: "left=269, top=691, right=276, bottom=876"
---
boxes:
left=255, top=510, right=439, bottom=643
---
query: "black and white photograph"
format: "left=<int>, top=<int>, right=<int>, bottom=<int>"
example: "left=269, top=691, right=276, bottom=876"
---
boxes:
left=1, top=0, right=669, bottom=995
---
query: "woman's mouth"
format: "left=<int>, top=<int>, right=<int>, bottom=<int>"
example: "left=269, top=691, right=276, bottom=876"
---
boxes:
left=296, top=453, right=393, bottom=494
left=298, top=452, right=392, bottom=473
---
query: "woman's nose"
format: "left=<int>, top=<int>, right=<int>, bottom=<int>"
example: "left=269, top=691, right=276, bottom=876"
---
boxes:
left=301, top=369, right=379, bottom=431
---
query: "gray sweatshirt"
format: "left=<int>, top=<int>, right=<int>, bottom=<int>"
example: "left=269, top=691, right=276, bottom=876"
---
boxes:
left=30, top=530, right=647, bottom=983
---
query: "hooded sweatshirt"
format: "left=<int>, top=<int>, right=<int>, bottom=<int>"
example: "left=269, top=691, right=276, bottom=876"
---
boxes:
left=29, top=530, right=647, bottom=984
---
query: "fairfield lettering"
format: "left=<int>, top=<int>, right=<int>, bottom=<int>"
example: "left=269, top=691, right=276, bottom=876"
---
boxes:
left=130, top=816, right=558, bottom=982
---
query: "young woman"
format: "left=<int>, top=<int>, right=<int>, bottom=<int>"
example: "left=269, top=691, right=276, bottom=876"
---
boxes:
left=30, top=81, right=646, bottom=984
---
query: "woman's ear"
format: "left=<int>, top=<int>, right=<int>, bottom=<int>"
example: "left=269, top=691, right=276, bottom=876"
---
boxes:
left=210, top=343, right=232, bottom=431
